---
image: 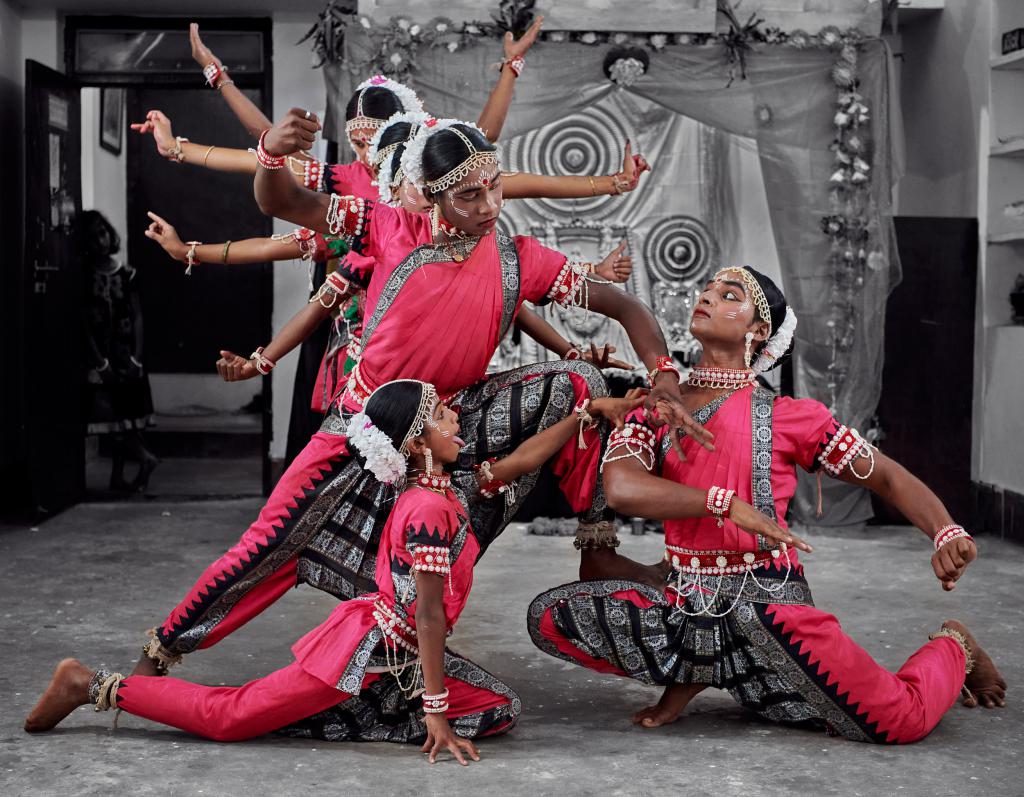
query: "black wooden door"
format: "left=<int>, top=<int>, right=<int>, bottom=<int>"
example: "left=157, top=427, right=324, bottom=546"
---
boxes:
left=22, top=61, right=84, bottom=520
left=872, top=217, right=977, bottom=524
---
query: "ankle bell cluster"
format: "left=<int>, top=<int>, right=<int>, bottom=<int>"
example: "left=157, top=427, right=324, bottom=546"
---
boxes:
left=573, top=520, right=621, bottom=551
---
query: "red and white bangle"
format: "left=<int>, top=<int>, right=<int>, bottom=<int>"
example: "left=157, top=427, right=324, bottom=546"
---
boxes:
left=706, top=486, right=735, bottom=527
left=411, top=544, right=451, bottom=576
left=502, top=56, right=525, bottom=77
left=326, top=194, right=367, bottom=238
left=563, top=345, right=583, bottom=361
left=934, top=524, right=972, bottom=551
left=422, top=689, right=450, bottom=715
left=818, top=425, right=869, bottom=477
left=250, top=346, right=276, bottom=376
left=184, top=241, right=201, bottom=276
left=647, top=355, right=681, bottom=388
left=256, top=129, right=286, bottom=170
left=202, top=62, right=223, bottom=88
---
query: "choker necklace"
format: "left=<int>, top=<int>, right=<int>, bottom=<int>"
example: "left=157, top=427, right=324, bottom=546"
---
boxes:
left=439, top=235, right=481, bottom=263
left=687, top=366, right=756, bottom=390
left=414, top=472, right=451, bottom=493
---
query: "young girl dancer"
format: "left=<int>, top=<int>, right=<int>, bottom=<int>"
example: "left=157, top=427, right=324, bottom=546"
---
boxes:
left=25, top=381, right=640, bottom=763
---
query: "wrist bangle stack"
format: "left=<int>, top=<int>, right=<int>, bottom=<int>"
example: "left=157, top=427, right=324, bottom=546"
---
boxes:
left=250, top=346, right=276, bottom=375
left=706, top=486, right=735, bottom=527
left=185, top=241, right=201, bottom=275
left=256, top=129, right=286, bottom=170
left=169, top=136, right=189, bottom=163
left=647, top=355, right=681, bottom=388
left=422, top=689, right=450, bottom=714
left=933, top=524, right=972, bottom=551
left=502, top=56, right=525, bottom=77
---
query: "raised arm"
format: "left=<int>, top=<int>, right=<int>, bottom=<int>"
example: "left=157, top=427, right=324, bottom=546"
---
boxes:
left=475, top=16, right=543, bottom=141
left=189, top=23, right=274, bottom=138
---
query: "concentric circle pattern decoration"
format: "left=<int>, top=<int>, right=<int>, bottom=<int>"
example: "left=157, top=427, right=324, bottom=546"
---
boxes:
left=643, top=215, right=717, bottom=287
left=505, top=105, right=632, bottom=218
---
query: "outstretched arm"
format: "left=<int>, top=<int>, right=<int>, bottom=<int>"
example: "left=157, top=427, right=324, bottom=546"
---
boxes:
left=504, top=142, right=650, bottom=199
left=475, top=16, right=543, bottom=141
left=131, top=111, right=258, bottom=173
left=144, top=211, right=308, bottom=265
left=189, top=23, right=275, bottom=139
left=514, top=306, right=635, bottom=369
left=484, top=393, right=645, bottom=487
left=836, top=449, right=976, bottom=590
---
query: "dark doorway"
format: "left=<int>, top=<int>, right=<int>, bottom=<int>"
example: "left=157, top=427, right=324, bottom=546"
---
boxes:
left=872, top=217, right=977, bottom=524
left=14, top=61, right=85, bottom=521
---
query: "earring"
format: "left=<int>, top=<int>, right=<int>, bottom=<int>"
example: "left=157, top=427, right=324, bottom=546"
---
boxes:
left=424, top=447, right=434, bottom=475
left=743, top=332, right=754, bottom=369
left=430, top=203, right=441, bottom=239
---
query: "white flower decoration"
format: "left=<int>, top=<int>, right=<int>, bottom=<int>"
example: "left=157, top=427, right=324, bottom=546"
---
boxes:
left=410, top=24, right=421, bottom=36
left=752, top=307, right=798, bottom=374
left=580, top=32, right=597, bottom=44
left=346, top=412, right=407, bottom=485
left=356, top=75, right=424, bottom=114
left=369, top=110, right=431, bottom=205
left=447, top=41, right=459, bottom=52
left=359, top=16, right=371, bottom=29
left=436, top=22, right=448, bottom=33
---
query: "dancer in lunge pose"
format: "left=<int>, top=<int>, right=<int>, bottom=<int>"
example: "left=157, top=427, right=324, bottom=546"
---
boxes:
left=527, top=266, right=1006, bottom=742
left=108, top=113, right=799, bottom=683
left=25, top=381, right=641, bottom=760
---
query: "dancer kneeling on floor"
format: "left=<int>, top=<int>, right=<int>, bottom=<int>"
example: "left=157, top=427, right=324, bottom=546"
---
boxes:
left=528, top=266, right=1006, bottom=743
left=25, top=380, right=642, bottom=762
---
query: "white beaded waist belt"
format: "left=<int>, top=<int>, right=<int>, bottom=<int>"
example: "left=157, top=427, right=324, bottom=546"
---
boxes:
left=664, top=546, right=787, bottom=577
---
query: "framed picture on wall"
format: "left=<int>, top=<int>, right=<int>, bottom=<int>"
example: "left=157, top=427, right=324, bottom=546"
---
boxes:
left=99, top=87, right=124, bottom=155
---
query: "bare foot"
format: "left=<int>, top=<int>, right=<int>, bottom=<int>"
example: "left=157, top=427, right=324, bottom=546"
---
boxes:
left=131, top=651, right=163, bottom=678
left=579, top=549, right=669, bottom=590
left=24, top=659, right=94, bottom=732
left=942, top=620, right=1007, bottom=709
left=632, top=683, right=706, bottom=728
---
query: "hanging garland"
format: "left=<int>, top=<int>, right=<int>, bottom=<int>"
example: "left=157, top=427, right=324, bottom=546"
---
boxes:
left=303, top=1, right=879, bottom=406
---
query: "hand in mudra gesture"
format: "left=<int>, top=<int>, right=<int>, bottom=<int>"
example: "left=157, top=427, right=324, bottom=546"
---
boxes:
left=216, top=350, right=258, bottom=382
left=189, top=23, right=222, bottom=72
left=503, top=15, right=544, bottom=61
left=931, top=536, right=977, bottom=591
left=143, top=211, right=186, bottom=260
left=129, top=110, right=176, bottom=158
left=264, top=108, right=320, bottom=157
left=613, top=141, right=651, bottom=194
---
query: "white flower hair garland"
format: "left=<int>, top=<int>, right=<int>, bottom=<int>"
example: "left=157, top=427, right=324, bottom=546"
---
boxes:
left=346, top=412, right=407, bottom=485
left=368, top=111, right=431, bottom=205
left=356, top=75, right=424, bottom=115
left=752, top=306, right=798, bottom=374
left=399, top=117, right=500, bottom=192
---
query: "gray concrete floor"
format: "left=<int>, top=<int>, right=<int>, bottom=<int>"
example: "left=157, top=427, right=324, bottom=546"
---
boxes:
left=0, top=501, right=1020, bottom=796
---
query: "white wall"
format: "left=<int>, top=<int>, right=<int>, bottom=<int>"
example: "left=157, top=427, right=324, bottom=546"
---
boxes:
left=80, top=87, right=128, bottom=249
left=269, top=12, right=329, bottom=460
left=894, top=1, right=989, bottom=218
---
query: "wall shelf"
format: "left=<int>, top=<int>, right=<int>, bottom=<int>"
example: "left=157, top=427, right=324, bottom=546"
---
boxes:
left=991, top=139, right=1024, bottom=156
left=988, top=231, right=1024, bottom=244
left=992, top=49, right=1024, bottom=70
